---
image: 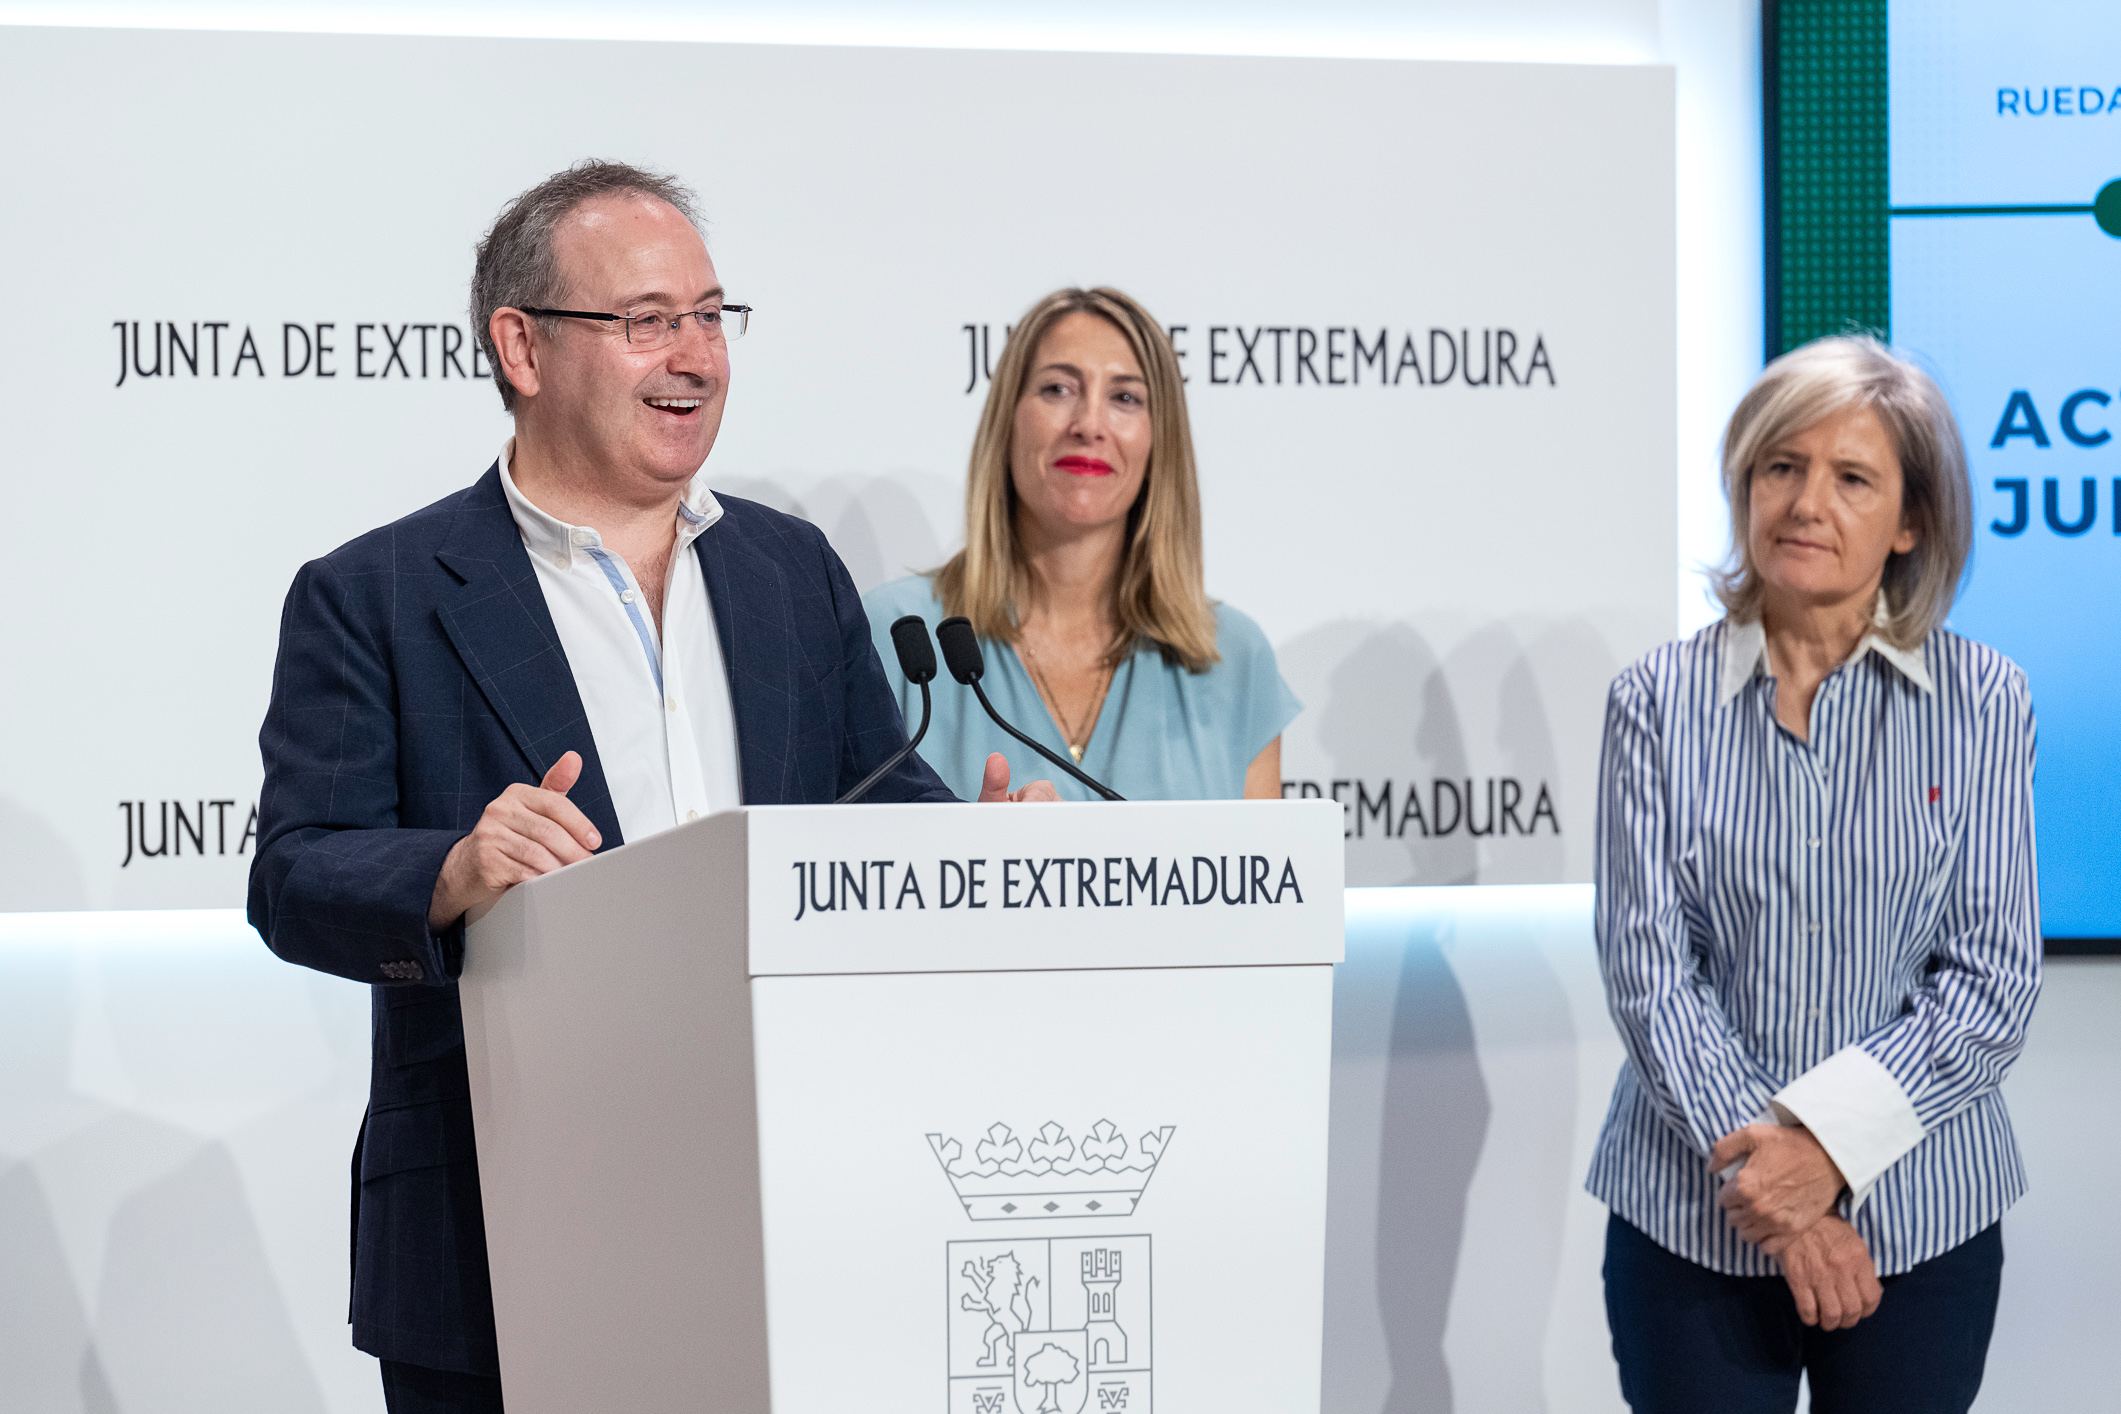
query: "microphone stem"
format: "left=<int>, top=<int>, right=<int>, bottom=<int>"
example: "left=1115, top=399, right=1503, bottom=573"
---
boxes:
left=836, top=678, right=933, bottom=805
left=968, top=678, right=1125, bottom=801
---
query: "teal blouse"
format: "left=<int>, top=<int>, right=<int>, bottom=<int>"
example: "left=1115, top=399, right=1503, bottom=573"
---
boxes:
left=861, top=576, right=1302, bottom=803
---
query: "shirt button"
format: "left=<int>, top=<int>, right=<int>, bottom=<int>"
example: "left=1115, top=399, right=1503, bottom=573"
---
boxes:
left=1807, top=921, right=1822, bottom=933
left=621, top=590, right=636, bottom=604
left=666, top=696, right=678, bottom=712
left=552, top=555, right=567, bottom=568
left=686, top=810, right=700, bottom=822
left=570, top=529, right=595, bottom=546
left=1809, top=1005, right=1823, bottom=1019
left=1807, top=838, right=1822, bottom=848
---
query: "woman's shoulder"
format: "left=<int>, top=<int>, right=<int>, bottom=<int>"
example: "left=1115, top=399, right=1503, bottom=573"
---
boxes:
left=1206, top=601, right=1276, bottom=667
left=1922, top=627, right=2031, bottom=713
left=862, top=573, right=945, bottom=622
left=1608, top=620, right=1732, bottom=713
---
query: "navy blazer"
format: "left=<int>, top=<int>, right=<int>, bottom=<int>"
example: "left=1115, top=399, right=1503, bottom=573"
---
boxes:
left=248, top=463, right=954, bottom=1374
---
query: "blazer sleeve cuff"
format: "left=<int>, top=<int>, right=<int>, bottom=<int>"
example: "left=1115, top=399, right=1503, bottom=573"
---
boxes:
left=1770, top=1045, right=1926, bottom=1216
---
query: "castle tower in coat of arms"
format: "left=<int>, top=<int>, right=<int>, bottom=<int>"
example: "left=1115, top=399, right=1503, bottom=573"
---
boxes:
left=1080, top=1249, right=1128, bottom=1367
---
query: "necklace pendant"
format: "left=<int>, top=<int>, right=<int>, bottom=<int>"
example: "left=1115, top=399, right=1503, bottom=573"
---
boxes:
left=1068, top=744, right=1085, bottom=763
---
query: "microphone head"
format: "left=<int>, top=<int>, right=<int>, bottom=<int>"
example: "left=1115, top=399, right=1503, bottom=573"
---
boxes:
left=935, top=616, right=986, bottom=685
left=889, top=615, right=938, bottom=686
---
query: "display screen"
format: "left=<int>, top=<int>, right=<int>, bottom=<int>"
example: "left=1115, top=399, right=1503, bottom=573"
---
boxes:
left=1888, top=1, right=2119, bottom=937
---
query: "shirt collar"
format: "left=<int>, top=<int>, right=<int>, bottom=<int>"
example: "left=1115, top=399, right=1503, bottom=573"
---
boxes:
left=499, top=438, right=725, bottom=567
left=1718, top=595, right=1934, bottom=707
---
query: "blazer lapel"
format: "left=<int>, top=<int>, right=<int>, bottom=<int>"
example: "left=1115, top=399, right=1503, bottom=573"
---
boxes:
left=433, top=464, right=625, bottom=849
left=696, top=519, right=799, bottom=805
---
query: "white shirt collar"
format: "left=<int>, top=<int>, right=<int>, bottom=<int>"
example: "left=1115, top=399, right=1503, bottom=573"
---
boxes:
left=498, top=437, right=725, bottom=568
left=1718, top=595, right=1934, bottom=707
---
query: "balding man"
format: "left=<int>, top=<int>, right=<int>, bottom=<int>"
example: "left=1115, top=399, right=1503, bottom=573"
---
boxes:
left=249, top=160, right=1051, bottom=1412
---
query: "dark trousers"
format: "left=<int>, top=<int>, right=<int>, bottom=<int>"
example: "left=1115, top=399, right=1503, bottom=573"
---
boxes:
left=1603, top=1214, right=2002, bottom=1414
left=380, top=1360, right=504, bottom=1414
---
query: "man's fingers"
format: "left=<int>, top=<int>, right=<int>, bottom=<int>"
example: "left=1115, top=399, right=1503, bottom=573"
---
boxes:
left=512, top=784, right=602, bottom=851
left=977, top=752, right=1011, bottom=803
left=488, top=833, right=568, bottom=883
left=541, top=750, right=584, bottom=796
left=506, top=807, right=595, bottom=867
left=1859, top=1268, right=1884, bottom=1320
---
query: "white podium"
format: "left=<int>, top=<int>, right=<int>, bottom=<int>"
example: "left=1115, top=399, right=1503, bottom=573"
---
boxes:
left=460, top=799, right=1344, bottom=1413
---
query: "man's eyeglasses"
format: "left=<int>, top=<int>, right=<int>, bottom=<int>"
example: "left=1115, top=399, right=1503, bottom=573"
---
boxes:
left=517, top=304, right=752, bottom=348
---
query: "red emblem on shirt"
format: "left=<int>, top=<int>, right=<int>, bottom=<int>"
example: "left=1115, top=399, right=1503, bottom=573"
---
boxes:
left=1928, top=786, right=1942, bottom=803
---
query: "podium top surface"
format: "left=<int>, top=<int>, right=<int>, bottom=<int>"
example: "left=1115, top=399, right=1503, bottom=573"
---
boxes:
left=497, top=798, right=1346, bottom=977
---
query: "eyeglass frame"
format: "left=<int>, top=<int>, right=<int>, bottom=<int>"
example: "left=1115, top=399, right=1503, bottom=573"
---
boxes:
left=515, top=303, right=752, bottom=344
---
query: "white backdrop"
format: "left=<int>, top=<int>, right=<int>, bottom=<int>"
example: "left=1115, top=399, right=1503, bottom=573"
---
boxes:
left=0, top=25, right=1674, bottom=907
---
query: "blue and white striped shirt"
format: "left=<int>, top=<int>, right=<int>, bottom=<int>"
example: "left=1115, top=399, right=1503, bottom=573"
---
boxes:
left=1585, top=614, right=2041, bottom=1276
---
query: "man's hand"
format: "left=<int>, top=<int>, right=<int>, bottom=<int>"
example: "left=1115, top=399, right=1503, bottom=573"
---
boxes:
left=427, top=751, right=602, bottom=929
left=1778, top=1215, right=1883, bottom=1330
left=1709, top=1122, right=1847, bottom=1252
left=977, top=751, right=1060, bottom=803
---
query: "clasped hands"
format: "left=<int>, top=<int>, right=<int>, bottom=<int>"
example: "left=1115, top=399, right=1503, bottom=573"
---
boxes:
left=428, top=750, right=1058, bottom=929
left=1709, top=1122, right=1882, bottom=1331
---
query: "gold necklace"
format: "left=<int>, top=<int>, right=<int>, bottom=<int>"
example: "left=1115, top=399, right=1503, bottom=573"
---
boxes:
left=1018, top=641, right=1115, bottom=763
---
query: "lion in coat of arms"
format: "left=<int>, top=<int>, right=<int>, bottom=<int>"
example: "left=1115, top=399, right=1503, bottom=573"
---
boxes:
left=959, top=1250, right=1040, bottom=1369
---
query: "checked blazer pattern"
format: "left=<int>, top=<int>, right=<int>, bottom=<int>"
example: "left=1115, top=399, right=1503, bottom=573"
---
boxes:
left=248, top=462, right=953, bottom=1374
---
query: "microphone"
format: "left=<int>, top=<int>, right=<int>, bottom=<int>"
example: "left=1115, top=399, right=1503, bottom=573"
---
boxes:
left=933, top=616, right=1126, bottom=801
left=837, top=615, right=940, bottom=804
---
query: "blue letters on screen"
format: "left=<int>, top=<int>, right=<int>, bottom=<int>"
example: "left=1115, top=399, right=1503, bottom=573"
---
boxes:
left=1889, top=1, right=2121, bottom=935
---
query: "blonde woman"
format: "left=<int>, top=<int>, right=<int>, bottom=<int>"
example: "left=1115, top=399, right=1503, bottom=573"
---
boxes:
left=865, top=287, right=1298, bottom=801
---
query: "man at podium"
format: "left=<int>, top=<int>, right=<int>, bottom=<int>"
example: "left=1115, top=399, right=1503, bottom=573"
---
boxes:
left=247, top=159, right=1052, bottom=1414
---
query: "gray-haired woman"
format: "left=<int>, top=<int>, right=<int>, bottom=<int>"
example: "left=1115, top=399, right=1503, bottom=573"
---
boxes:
left=1586, top=336, right=2040, bottom=1412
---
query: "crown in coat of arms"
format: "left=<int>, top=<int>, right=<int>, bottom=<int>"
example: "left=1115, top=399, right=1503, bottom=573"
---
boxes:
left=926, top=1120, right=1175, bottom=1221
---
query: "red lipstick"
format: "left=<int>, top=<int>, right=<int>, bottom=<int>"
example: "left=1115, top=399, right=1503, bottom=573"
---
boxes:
left=1055, top=456, right=1114, bottom=476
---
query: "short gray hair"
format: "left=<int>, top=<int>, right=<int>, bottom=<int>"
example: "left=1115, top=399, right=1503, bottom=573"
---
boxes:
left=470, top=159, right=702, bottom=411
left=1712, top=335, right=1972, bottom=649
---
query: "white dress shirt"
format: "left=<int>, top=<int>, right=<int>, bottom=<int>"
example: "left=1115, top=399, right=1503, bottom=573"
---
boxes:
left=500, top=441, right=743, bottom=845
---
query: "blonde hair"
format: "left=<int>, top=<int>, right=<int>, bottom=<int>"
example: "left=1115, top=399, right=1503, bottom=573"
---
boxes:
left=932, top=287, right=1219, bottom=672
left=1712, top=335, right=1972, bottom=649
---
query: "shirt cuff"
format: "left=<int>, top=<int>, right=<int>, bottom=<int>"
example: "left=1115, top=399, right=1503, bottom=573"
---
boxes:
left=1770, top=1045, right=1925, bottom=1215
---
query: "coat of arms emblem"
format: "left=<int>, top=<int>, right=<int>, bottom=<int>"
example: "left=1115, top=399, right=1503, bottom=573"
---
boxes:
left=946, top=1236, right=1151, bottom=1414
left=937, top=1119, right=1162, bottom=1412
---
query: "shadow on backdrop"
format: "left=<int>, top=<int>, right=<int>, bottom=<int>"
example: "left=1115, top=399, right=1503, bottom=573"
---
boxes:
left=93, top=1139, right=327, bottom=1414
left=0, top=795, right=89, bottom=911
left=1451, top=620, right=1565, bottom=884
left=711, top=472, right=949, bottom=593
left=0, top=940, right=329, bottom=1414
left=1280, top=618, right=1475, bottom=885
left=1374, top=914, right=1490, bottom=1414
left=0, top=1158, right=109, bottom=1412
